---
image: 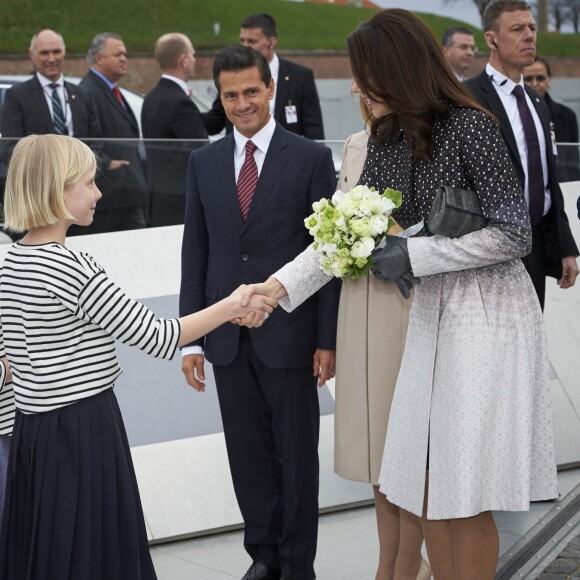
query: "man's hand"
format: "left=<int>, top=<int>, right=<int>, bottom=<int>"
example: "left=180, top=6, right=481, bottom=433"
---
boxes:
left=313, top=349, right=336, bottom=387
left=108, top=159, right=130, bottom=171
left=558, top=256, right=579, bottom=289
left=231, top=279, right=288, bottom=325
left=181, top=353, right=206, bottom=392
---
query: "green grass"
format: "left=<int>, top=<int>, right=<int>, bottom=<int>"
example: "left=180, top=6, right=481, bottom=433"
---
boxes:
left=0, top=0, right=577, bottom=55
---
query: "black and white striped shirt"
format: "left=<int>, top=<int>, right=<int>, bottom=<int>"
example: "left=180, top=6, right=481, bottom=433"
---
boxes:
left=0, top=242, right=181, bottom=434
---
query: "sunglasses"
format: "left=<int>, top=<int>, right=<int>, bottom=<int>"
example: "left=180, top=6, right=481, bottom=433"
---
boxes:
left=524, top=75, right=548, bottom=82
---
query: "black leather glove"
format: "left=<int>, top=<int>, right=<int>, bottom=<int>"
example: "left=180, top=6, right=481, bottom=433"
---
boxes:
left=394, top=272, right=421, bottom=299
left=371, top=237, right=420, bottom=298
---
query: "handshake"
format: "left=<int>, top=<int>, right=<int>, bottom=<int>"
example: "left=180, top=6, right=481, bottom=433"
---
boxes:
left=228, top=277, right=289, bottom=328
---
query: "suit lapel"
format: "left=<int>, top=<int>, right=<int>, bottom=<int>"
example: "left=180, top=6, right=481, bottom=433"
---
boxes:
left=30, top=76, right=54, bottom=132
left=64, top=83, right=83, bottom=134
left=91, top=71, right=139, bottom=133
left=477, top=73, right=521, bottom=170
left=243, top=125, right=288, bottom=230
left=218, top=135, right=243, bottom=227
left=526, top=85, right=553, bottom=159
left=274, top=59, right=290, bottom=123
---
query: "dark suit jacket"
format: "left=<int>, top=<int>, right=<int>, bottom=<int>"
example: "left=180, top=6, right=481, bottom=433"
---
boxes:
left=141, top=77, right=209, bottom=224
left=465, top=71, right=578, bottom=278
left=180, top=123, right=340, bottom=368
left=202, top=57, right=325, bottom=140
left=79, top=70, right=146, bottom=210
left=543, top=92, right=580, bottom=182
left=1, top=74, right=102, bottom=141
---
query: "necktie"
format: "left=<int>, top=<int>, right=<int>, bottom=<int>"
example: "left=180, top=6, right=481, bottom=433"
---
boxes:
left=237, top=140, right=258, bottom=222
left=49, top=83, right=67, bottom=135
left=512, top=85, right=544, bottom=225
left=113, top=85, right=125, bottom=108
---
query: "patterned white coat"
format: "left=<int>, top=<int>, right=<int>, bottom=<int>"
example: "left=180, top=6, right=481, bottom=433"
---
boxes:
left=273, top=107, right=558, bottom=520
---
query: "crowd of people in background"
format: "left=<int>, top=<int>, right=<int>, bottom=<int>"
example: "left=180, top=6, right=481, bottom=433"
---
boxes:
left=0, top=2, right=579, bottom=580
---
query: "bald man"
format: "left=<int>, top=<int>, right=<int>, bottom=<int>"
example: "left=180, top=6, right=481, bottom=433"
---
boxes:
left=1, top=29, right=102, bottom=144
left=141, top=33, right=208, bottom=226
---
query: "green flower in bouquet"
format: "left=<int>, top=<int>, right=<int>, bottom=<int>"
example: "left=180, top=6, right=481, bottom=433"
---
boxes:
left=305, top=185, right=402, bottom=279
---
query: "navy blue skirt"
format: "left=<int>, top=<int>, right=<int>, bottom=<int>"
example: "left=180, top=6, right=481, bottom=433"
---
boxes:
left=0, top=388, right=157, bottom=580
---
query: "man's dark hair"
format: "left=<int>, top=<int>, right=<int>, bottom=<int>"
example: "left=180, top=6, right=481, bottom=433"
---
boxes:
left=441, top=27, right=474, bottom=47
left=212, top=45, right=272, bottom=92
left=484, top=0, right=532, bottom=32
left=240, top=13, right=278, bottom=38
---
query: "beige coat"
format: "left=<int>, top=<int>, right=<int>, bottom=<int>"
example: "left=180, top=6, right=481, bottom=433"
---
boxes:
left=334, top=131, right=413, bottom=485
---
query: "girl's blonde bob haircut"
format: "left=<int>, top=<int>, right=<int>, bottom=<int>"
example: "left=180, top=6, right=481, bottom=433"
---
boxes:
left=4, top=134, right=97, bottom=232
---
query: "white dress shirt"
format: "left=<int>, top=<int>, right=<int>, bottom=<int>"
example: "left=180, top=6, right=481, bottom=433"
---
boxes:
left=269, top=53, right=280, bottom=117
left=182, top=116, right=277, bottom=358
left=486, top=63, right=551, bottom=215
left=37, top=73, right=74, bottom=136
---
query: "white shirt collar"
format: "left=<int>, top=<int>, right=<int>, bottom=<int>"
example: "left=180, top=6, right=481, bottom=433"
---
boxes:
left=233, top=116, right=276, bottom=158
left=161, top=74, right=189, bottom=95
left=486, top=63, right=524, bottom=96
left=37, top=72, right=64, bottom=87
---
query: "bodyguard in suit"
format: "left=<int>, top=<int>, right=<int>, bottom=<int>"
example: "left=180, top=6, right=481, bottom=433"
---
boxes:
left=465, top=0, right=578, bottom=309
left=524, top=56, right=580, bottom=183
left=142, top=33, right=208, bottom=226
left=78, top=32, right=147, bottom=234
left=202, top=13, right=325, bottom=140
left=1, top=29, right=102, bottom=150
left=180, top=46, right=339, bottom=580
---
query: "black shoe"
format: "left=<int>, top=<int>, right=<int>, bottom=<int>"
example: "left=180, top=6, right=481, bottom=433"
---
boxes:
left=242, top=561, right=281, bottom=580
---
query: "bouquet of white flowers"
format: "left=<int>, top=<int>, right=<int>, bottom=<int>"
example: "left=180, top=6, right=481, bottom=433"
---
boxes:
left=305, top=185, right=402, bottom=279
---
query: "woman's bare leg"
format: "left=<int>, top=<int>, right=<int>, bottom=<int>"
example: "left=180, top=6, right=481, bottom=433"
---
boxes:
left=374, top=485, right=400, bottom=580
left=374, top=486, right=425, bottom=580
left=450, top=512, right=498, bottom=580
left=392, top=507, right=424, bottom=579
left=420, top=471, right=455, bottom=579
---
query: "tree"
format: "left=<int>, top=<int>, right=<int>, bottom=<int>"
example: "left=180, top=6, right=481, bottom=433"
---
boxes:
left=549, top=0, right=567, bottom=32
left=566, top=0, right=580, bottom=33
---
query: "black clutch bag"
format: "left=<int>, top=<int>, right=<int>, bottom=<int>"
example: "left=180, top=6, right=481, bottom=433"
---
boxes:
left=427, top=185, right=487, bottom=238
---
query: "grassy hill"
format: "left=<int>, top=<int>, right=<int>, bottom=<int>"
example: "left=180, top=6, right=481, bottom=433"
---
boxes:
left=0, top=0, right=578, bottom=56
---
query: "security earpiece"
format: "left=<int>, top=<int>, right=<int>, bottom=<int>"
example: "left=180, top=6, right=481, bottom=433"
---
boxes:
left=491, top=38, right=498, bottom=48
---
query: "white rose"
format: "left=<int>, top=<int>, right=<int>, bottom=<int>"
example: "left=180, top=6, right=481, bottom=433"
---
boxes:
left=331, top=190, right=347, bottom=205
left=369, top=214, right=389, bottom=236
left=350, top=217, right=372, bottom=238
left=350, top=237, right=375, bottom=258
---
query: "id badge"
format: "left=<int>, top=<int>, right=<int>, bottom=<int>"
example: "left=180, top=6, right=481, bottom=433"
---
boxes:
left=285, top=105, right=298, bottom=124
left=550, top=129, right=558, bottom=156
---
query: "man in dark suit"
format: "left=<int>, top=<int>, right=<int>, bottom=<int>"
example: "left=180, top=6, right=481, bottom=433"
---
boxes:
left=1, top=29, right=102, bottom=157
left=202, top=13, right=325, bottom=140
left=78, top=32, right=147, bottom=234
left=180, top=46, right=339, bottom=580
left=465, top=0, right=578, bottom=309
left=141, top=33, right=208, bottom=227
left=523, top=56, right=580, bottom=183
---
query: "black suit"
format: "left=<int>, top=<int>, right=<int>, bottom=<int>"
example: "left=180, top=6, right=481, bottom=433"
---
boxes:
left=180, top=123, right=339, bottom=578
left=543, top=92, right=580, bottom=182
left=202, top=57, right=325, bottom=139
left=465, top=71, right=578, bottom=308
left=1, top=74, right=102, bottom=141
left=0, top=75, right=103, bottom=205
left=141, top=77, right=209, bottom=226
left=78, top=70, right=147, bottom=233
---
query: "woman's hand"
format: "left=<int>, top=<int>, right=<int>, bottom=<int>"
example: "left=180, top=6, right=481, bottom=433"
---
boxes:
left=230, top=279, right=288, bottom=326
left=371, top=237, right=420, bottom=298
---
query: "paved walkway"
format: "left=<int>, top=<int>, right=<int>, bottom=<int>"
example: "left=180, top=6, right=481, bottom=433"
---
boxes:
left=539, top=533, right=580, bottom=578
